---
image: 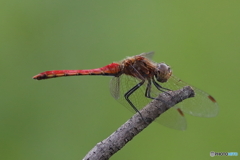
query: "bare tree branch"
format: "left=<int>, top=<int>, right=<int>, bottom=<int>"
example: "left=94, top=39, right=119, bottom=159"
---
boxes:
left=83, top=86, right=195, bottom=160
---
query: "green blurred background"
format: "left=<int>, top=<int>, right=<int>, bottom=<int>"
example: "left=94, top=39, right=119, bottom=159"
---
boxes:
left=1, top=1, right=239, bottom=160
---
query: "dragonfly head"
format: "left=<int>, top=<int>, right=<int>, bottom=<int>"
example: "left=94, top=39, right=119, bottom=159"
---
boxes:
left=155, top=63, right=172, bottom=83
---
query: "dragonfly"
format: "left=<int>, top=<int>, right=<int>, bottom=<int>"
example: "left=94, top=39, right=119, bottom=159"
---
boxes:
left=33, top=52, right=219, bottom=130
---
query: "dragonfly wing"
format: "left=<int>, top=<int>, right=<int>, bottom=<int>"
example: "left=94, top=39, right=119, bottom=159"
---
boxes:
left=110, top=74, right=151, bottom=113
left=161, top=75, right=219, bottom=117
left=156, top=107, right=187, bottom=130
left=139, top=51, right=155, bottom=60
left=110, top=77, right=120, bottom=99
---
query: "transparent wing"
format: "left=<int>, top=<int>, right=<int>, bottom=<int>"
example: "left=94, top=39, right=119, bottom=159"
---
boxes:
left=139, top=51, right=155, bottom=60
left=109, top=74, right=187, bottom=130
left=158, top=107, right=187, bottom=130
left=161, top=75, right=219, bottom=117
left=110, top=75, right=148, bottom=113
left=109, top=76, right=120, bottom=99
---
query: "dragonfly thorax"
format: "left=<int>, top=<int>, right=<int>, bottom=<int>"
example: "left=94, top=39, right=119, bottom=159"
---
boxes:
left=154, top=63, right=172, bottom=83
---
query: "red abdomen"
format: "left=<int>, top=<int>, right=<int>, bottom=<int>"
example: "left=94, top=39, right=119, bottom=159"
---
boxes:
left=33, top=63, right=121, bottom=80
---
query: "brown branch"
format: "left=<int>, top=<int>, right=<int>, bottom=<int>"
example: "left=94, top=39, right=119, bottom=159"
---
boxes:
left=83, top=86, right=195, bottom=160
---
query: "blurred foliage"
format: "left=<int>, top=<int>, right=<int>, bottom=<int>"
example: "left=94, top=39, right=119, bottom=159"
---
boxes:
left=0, top=1, right=239, bottom=160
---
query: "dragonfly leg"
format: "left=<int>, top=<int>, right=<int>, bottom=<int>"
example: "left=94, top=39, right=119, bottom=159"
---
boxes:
left=152, top=78, right=171, bottom=96
left=145, top=80, right=168, bottom=102
left=145, top=80, right=156, bottom=100
left=124, top=80, right=146, bottom=122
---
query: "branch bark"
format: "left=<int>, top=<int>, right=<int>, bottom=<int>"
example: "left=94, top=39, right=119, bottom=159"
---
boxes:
left=83, top=86, right=195, bottom=160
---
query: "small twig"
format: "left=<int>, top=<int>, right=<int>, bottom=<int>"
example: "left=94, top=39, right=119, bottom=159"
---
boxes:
left=83, top=86, right=194, bottom=160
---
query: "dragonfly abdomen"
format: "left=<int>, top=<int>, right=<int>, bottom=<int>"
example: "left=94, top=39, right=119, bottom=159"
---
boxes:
left=32, top=63, right=121, bottom=80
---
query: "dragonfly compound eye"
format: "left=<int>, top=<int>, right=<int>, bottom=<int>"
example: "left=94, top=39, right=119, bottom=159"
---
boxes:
left=155, top=63, right=172, bottom=83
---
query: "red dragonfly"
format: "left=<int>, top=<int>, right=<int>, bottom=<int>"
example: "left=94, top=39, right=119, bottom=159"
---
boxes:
left=33, top=52, right=218, bottom=130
